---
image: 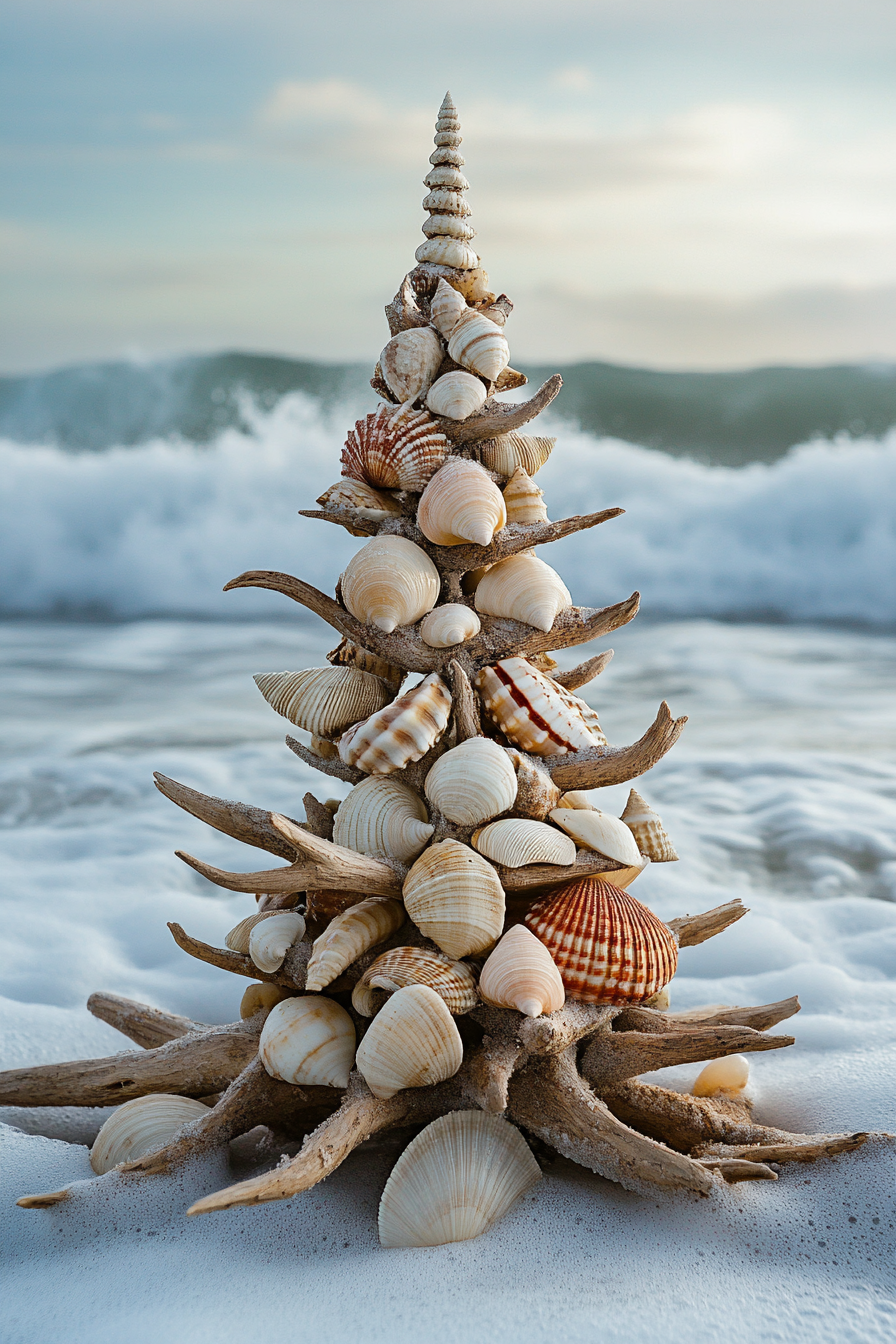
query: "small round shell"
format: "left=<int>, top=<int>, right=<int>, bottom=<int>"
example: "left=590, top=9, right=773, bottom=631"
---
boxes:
left=342, top=403, right=447, bottom=491
left=430, top=277, right=467, bottom=337
left=355, top=983, right=463, bottom=1099
left=419, top=603, right=481, bottom=648
left=90, top=1095, right=211, bottom=1174
left=471, top=818, right=576, bottom=869
left=304, top=897, right=406, bottom=993
left=448, top=310, right=510, bottom=382
left=424, top=738, right=518, bottom=827
left=621, top=788, right=679, bottom=862
left=402, top=839, right=505, bottom=959
left=480, top=432, right=555, bottom=479
left=425, top=371, right=487, bottom=421
left=338, top=673, right=452, bottom=775
left=693, top=1054, right=750, bottom=1097
left=240, top=982, right=293, bottom=1020
left=380, top=326, right=445, bottom=404
left=352, top=946, right=478, bottom=1017
left=248, top=911, right=306, bottom=973
left=417, top=459, right=507, bottom=547
left=474, top=554, right=571, bottom=633
left=332, top=776, right=434, bottom=864
left=341, top=536, right=440, bottom=633
left=502, top=467, right=548, bottom=524
left=253, top=666, right=391, bottom=738
left=478, top=924, right=565, bottom=1018
left=316, top=479, right=402, bottom=522
left=259, top=996, right=356, bottom=1089
left=549, top=807, right=643, bottom=868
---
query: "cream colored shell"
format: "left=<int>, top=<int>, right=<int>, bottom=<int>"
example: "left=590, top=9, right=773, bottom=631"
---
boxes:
left=352, top=947, right=478, bottom=1017
left=471, top=818, right=576, bottom=869
left=340, top=536, right=440, bottom=634
left=424, top=737, right=518, bottom=827
left=253, top=666, right=391, bottom=738
left=474, top=554, right=571, bottom=632
left=478, top=924, right=565, bottom=1018
left=480, top=432, right=555, bottom=479
left=304, top=897, right=406, bottom=993
left=402, top=839, right=505, bottom=959
left=417, top=459, right=506, bottom=547
left=328, top=638, right=405, bottom=690
left=475, top=658, right=606, bottom=757
left=239, top=982, right=293, bottom=1020
left=692, top=1054, right=750, bottom=1098
left=332, top=776, right=434, bottom=864
left=430, top=277, right=467, bottom=337
left=342, top=403, right=447, bottom=492
left=419, top=603, right=481, bottom=648
left=425, top=371, right=487, bottom=421
left=557, top=791, right=596, bottom=810
left=549, top=807, right=642, bottom=867
left=316, top=479, right=402, bottom=522
left=259, top=996, right=356, bottom=1089
left=621, top=788, right=679, bottom=862
left=225, top=909, right=280, bottom=955
left=248, top=911, right=306, bottom=973
left=355, top=983, right=463, bottom=1099
left=338, top=673, right=452, bottom=775
left=380, top=326, right=444, bottom=404
left=416, top=236, right=479, bottom=270
left=447, top=310, right=510, bottom=382
left=90, top=1094, right=211, bottom=1174
left=503, top=467, right=548, bottom=525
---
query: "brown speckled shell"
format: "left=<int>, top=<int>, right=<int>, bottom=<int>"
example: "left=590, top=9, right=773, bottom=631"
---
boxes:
left=342, top=403, right=447, bottom=492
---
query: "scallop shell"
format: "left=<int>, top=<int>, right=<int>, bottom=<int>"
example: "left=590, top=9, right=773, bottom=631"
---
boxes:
left=332, top=776, right=434, bottom=864
left=90, top=1095, right=211, bottom=1174
left=342, top=403, right=447, bottom=491
left=253, top=666, right=391, bottom=738
left=378, top=1110, right=541, bottom=1248
left=419, top=603, right=481, bottom=648
left=447, top=310, right=510, bottom=382
left=417, top=459, right=506, bottom=547
left=425, top=371, right=487, bottom=421
left=474, top=554, right=571, bottom=633
left=304, top=897, right=406, bottom=992
left=352, top=947, right=478, bottom=1017
left=692, top=1054, right=750, bottom=1098
left=471, top=818, right=576, bottom=869
left=340, top=536, right=440, bottom=633
left=380, top=326, right=445, bottom=404
left=402, top=839, right=505, bottom=959
left=478, top=924, right=565, bottom=1018
left=327, top=639, right=405, bottom=690
left=316, top=479, right=402, bottom=522
left=503, top=467, right=548, bottom=525
left=259, top=996, right=356, bottom=1089
left=239, top=982, right=293, bottom=1020
left=248, top=911, right=306, bottom=973
left=225, top=909, right=280, bottom=955
left=621, top=788, right=679, bottom=862
left=355, top=983, right=463, bottom=1099
left=430, top=276, right=467, bottom=337
left=548, top=807, right=642, bottom=868
left=524, top=878, right=678, bottom=1004
left=480, top=432, right=555, bottom=479
left=475, top=657, right=607, bottom=756
left=424, top=737, right=518, bottom=826
left=338, top=673, right=452, bottom=775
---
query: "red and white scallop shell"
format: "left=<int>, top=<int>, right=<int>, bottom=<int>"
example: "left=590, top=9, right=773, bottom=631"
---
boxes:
left=341, top=403, right=448, bottom=492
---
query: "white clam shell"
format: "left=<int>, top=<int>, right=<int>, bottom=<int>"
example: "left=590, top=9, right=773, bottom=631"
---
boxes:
left=239, top=982, right=293, bottom=1020
left=558, top=790, right=596, bottom=810
left=380, top=327, right=444, bottom=404
left=502, top=467, right=548, bottom=525
left=692, top=1054, right=750, bottom=1098
left=424, top=737, right=518, bottom=826
left=549, top=807, right=643, bottom=868
left=355, top=983, right=463, bottom=1099
left=419, top=603, right=481, bottom=648
left=341, top=536, right=440, bottom=634
left=338, top=673, right=452, bottom=775
left=480, top=432, right=555, bottom=479
left=478, top=924, right=565, bottom=1018
left=259, top=996, right=356, bottom=1089
left=417, top=459, right=506, bottom=547
left=475, top=658, right=607, bottom=757
left=402, top=839, right=505, bottom=959
left=621, top=787, right=679, bottom=862
left=471, top=818, right=576, bottom=869
left=316, top=479, right=402, bottom=522
left=474, top=553, right=571, bottom=633
left=248, top=911, right=306, bottom=973
left=90, top=1094, right=211, bottom=1174
left=225, top=909, right=280, bottom=955
left=304, top=897, right=406, bottom=993
left=425, top=371, right=487, bottom=421
left=253, top=666, right=391, bottom=738
left=332, top=776, right=434, bottom=864
left=352, top=947, right=478, bottom=1017
left=430, top=277, right=467, bottom=337
left=448, top=310, right=510, bottom=382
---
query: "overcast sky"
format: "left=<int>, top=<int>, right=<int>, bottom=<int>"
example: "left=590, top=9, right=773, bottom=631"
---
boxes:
left=2, top=0, right=894, bottom=371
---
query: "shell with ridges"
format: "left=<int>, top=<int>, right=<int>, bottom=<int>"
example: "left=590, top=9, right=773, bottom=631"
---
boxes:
left=416, top=237, right=479, bottom=270
left=253, top=667, right=391, bottom=738
left=316, top=479, right=402, bottom=522
left=338, top=673, right=452, bottom=775
left=225, top=909, right=281, bottom=955
left=248, top=911, right=306, bottom=973
left=417, top=459, right=507, bottom=547
left=480, top=432, right=555, bottom=479
left=422, top=190, right=471, bottom=218
left=549, top=807, right=642, bottom=867
left=240, top=982, right=293, bottom=1019
left=259, top=996, right=356, bottom=1089
left=448, top=310, right=510, bottom=381
left=692, top=1054, right=750, bottom=1097
left=424, top=737, right=518, bottom=827
left=332, top=777, right=433, bottom=864
left=341, top=403, right=447, bottom=492
left=474, top=554, right=571, bottom=633
left=430, top=276, right=467, bottom=337
left=90, top=1095, right=211, bottom=1174
left=380, top=327, right=444, bottom=404
left=425, top=371, right=487, bottom=421
left=419, top=603, right=481, bottom=648
left=340, top=536, right=440, bottom=634
left=503, top=467, right=548, bottom=524
left=475, top=657, right=607, bottom=757
left=478, top=924, right=566, bottom=1017
left=621, top=788, right=679, bottom=862
left=471, top=818, right=576, bottom=869
left=355, top=983, right=463, bottom=1099
left=402, top=839, right=505, bottom=959
left=423, top=213, right=476, bottom=241
left=304, top=897, right=406, bottom=992
left=352, top=947, right=478, bottom=1017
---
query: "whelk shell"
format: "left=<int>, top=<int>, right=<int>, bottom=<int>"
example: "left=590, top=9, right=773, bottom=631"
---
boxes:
left=419, top=603, right=481, bottom=648
left=621, top=788, right=679, bottom=862
left=340, top=536, right=440, bottom=633
left=355, top=983, right=463, bottom=1099
left=430, top=276, right=467, bottom=337
left=240, top=982, right=293, bottom=1020
left=480, top=432, right=555, bottom=480
left=692, top=1054, right=750, bottom=1097
left=259, top=996, right=356, bottom=1089
left=417, top=459, right=506, bottom=547
left=380, top=326, right=444, bottom=404
left=352, top=946, right=478, bottom=1017
left=304, top=897, right=406, bottom=993
left=225, top=909, right=279, bottom=955
left=402, top=839, right=505, bottom=959
left=478, top=924, right=565, bottom=1018
left=549, top=807, right=642, bottom=868
left=90, top=1095, right=211, bottom=1175
left=378, top=1110, right=541, bottom=1248
left=503, top=467, right=548, bottom=525
left=474, top=553, right=571, bottom=632
left=332, top=776, right=434, bottom=864
left=249, top=911, right=306, bottom=973
left=316, top=479, right=402, bottom=523
left=338, top=673, right=452, bottom=775
left=475, top=657, right=607, bottom=756
left=471, top=818, right=576, bottom=869
left=447, top=310, right=510, bottom=382
left=253, top=666, right=391, bottom=738
left=425, top=371, right=487, bottom=421
left=424, top=737, right=518, bottom=827
left=342, top=403, right=447, bottom=492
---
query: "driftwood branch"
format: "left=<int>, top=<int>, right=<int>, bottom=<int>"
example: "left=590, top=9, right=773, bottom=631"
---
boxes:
left=658, top=996, right=801, bottom=1032
left=668, top=900, right=747, bottom=948
left=695, top=1134, right=873, bottom=1164
left=168, top=922, right=310, bottom=988
left=448, top=659, right=481, bottom=741
left=154, top=773, right=301, bottom=862
left=547, top=701, right=688, bottom=789
left=302, top=792, right=335, bottom=840
left=436, top=375, right=563, bottom=444
left=698, top=1158, right=778, bottom=1182
left=286, top=736, right=365, bottom=783
left=86, top=992, right=206, bottom=1049
left=497, top=850, right=628, bottom=893
left=553, top=650, right=614, bottom=691
left=581, top=1022, right=795, bottom=1090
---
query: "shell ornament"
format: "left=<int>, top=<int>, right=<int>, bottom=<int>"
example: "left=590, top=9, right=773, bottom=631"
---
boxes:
left=416, top=93, right=479, bottom=271
left=342, top=403, right=447, bottom=491
left=475, top=657, right=607, bottom=756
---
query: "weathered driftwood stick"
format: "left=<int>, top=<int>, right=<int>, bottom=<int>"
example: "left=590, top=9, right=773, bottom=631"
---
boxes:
left=439, top=375, right=563, bottom=443
left=86, top=992, right=206, bottom=1049
left=497, top=850, right=627, bottom=893
left=507, top=1003, right=617, bottom=1057
left=154, top=773, right=301, bottom=862
left=581, top=1023, right=795, bottom=1090
left=698, top=1158, right=778, bottom=1182
left=652, top=997, right=801, bottom=1032
left=270, top=814, right=403, bottom=896
left=447, top=659, right=481, bottom=741
left=176, top=850, right=315, bottom=894
left=553, top=650, right=615, bottom=691
left=286, top=736, right=365, bottom=783
left=499, top=595, right=640, bottom=663
left=465, top=1037, right=526, bottom=1113
left=694, top=1134, right=872, bottom=1164
left=302, top=792, right=335, bottom=841
left=547, top=701, right=688, bottom=789
left=669, top=900, right=747, bottom=948
left=168, top=923, right=311, bottom=988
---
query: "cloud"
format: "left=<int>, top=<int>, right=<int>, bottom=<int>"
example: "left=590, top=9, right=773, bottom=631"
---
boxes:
left=257, top=78, right=381, bottom=128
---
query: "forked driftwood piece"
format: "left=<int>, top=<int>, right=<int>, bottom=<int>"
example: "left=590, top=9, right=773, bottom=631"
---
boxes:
left=581, top=1022, right=795, bottom=1090
left=154, top=773, right=301, bottom=862
left=87, top=992, right=206, bottom=1048
left=553, top=650, right=614, bottom=691
left=636, top=996, right=801, bottom=1033
left=168, top=923, right=312, bottom=988
left=668, top=901, right=747, bottom=947
left=546, top=701, right=688, bottom=789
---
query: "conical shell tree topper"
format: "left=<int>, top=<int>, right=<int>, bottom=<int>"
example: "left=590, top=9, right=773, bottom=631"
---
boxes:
left=8, top=93, right=881, bottom=1251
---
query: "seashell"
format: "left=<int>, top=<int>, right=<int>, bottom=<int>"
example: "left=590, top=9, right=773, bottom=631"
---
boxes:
left=304, top=897, right=406, bottom=992
left=253, top=666, right=391, bottom=738
left=461, top=563, right=492, bottom=595
left=471, top=818, right=576, bottom=869
left=249, top=911, right=306, bottom=973
left=380, top=326, right=444, bottom=404
left=90, top=1095, right=211, bottom=1174
left=422, top=190, right=471, bottom=218
left=305, top=889, right=367, bottom=928
left=355, top=983, right=463, bottom=1099
left=524, top=878, right=678, bottom=1004
left=493, top=366, right=528, bottom=393
left=601, top=857, right=650, bottom=889
left=416, top=237, right=479, bottom=270
left=505, top=748, right=562, bottom=820
left=316, top=479, right=402, bottom=523
left=478, top=924, right=565, bottom=1017
left=425, top=371, right=487, bottom=421
left=474, top=554, right=571, bottom=633
left=503, top=467, right=548, bottom=525
left=403, top=839, right=505, bottom=959
left=423, top=213, right=476, bottom=241
left=342, top=403, right=447, bottom=492
left=480, top=432, right=555, bottom=479
left=557, top=790, right=596, bottom=810
left=259, top=996, right=355, bottom=1088
left=419, top=603, right=481, bottom=648
left=692, top=1054, right=750, bottom=1098
left=311, top=734, right=339, bottom=759
left=339, top=673, right=452, bottom=775
left=417, top=459, right=506, bottom=547
left=423, top=166, right=470, bottom=192
left=225, top=909, right=281, bottom=955
left=644, top=985, right=670, bottom=1010
left=448, top=310, right=510, bottom=382
left=332, top=776, right=433, bottom=864
left=424, top=738, right=518, bottom=826
left=621, top=788, right=679, bottom=862
left=475, top=657, right=607, bottom=756
left=378, top=1110, right=541, bottom=1248
left=327, top=638, right=405, bottom=690
left=240, top=982, right=293, bottom=1019
left=430, top=277, right=467, bottom=337
left=352, top=947, right=478, bottom=1017
left=340, top=536, right=440, bottom=633
left=549, top=807, right=642, bottom=868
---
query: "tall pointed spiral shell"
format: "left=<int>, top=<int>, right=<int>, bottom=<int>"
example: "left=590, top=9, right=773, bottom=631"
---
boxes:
left=419, top=603, right=481, bottom=648
left=342, top=403, right=447, bottom=491
left=448, top=310, right=510, bottom=382
left=352, top=947, right=478, bottom=1017
left=424, top=737, right=518, bottom=826
left=471, top=818, right=576, bottom=869
left=355, top=983, right=463, bottom=1099
left=416, top=94, right=479, bottom=271
left=248, top=911, right=306, bottom=973
left=475, top=657, right=607, bottom=756
left=338, top=673, right=452, bottom=774
left=480, top=432, right=555, bottom=479
left=524, top=878, right=678, bottom=1004
left=430, top=276, right=467, bottom=337
left=403, top=839, right=505, bottom=959
left=425, top=370, right=487, bottom=421
left=90, top=1095, right=212, bottom=1174
left=340, top=536, right=440, bottom=633
left=478, top=924, right=565, bottom=1018
left=253, top=667, right=391, bottom=738
left=417, top=459, right=507, bottom=547
left=304, top=897, right=406, bottom=992
left=549, top=807, right=643, bottom=868
left=503, top=467, right=548, bottom=524
left=474, top=554, right=571, bottom=632
left=621, top=788, right=679, bottom=862
left=259, top=996, right=356, bottom=1089
left=332, top=776, right=433, bottom=864
left=380, top=326, right=445, bottom=404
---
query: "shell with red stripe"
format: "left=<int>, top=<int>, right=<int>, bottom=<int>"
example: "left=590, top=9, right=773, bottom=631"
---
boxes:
left=524, top=877, right=677, bottom=1003
left=474, top=657, right=606, bottom=757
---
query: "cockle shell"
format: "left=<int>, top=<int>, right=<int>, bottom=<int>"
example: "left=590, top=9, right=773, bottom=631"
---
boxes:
left=471, top=818, right=576, bottom=869
left=425, top=371, right=487, bottom=421
left=549, top=807, right=643, bottom=868
left=90, top=1095, right=211, bottom=1174
left=355, top=983, right=463, bottom=1099
left=352, top=947, right=478, bottom=1017
left=524, top=878, right=678, bottom=1004
left=316, top=479, right=402, bottom=523
left=419, top=603, right=481, bottom=648
left=340, top=536, right=440, bottom=633
left=403, top=839, right=505, bottom=959
left=478, top=924, right=565, bottom=1017
left=253, top=666, right=391, bottom=738
left=378, top=1110, right=541, bottom=1248
left=338, top=673, right=452, bottom=775
left=474, top=554, right=571, bottom=632
left=327, top=638, right=405, bottom=690
left=430, top=276, right=467, bottom=337
left=332, top=777, right=433, bottom=864
left=503, top=467, right=548, bottom=525
left=342, top=403, right=447, bottom=492
left=304, top=897, right=405, bottom=992
left=480, top=432, right=555, bottom=479
left=417, top=459, right=506, bottom=548
left=225, top=909, right=280, bottom=955
left=248, top=911, right=306, bottom=973
left=259, top=996, right=356, bottom=1088
left=380, top=326, right=445, bottom=404
left=447, top=310, right=510, bottom=382
left=692, top=1054, right=750, bottom=1097
left=621, top=788, right=679, bottom=862
left=424, top=737, right=518, bottom=826
left=240, top=982, right=293, bottom=1019
left=475, top=658, right=607, bottom=756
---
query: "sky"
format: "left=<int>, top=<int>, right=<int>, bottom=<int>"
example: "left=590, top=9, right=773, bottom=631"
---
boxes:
left=2, top=0, right=895, bottom=372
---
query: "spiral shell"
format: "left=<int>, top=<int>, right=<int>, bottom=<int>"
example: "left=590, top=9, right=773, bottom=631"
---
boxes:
left=430, top=276, right=467, bottom=337
left=475, top=657, right=607, bottom=756
left=327, top=639, right=405, bottom=690
left=333, top=776, right=434, bottom=864
left=340, top=536, right=440, bottom=633
left=352, top=947, right=478, bottom=1017
left=417, top=459, right=507, bottom=547
left=549, top=807, right=642, bottom=868
left=478, top=924, right=565, bottom=1017
left=621, top=788, right=679, bottom=862
left=248, top=911, right=306, bottom=973
left=692, top=1054, right=750, bottom=1098
left=480, top=432, right=555, bottom=480
left=338, top=673, right=452, bottom=775
left=240, top=982, right=293, bottom=1020
left=503, top=467, right=548, bottom=525
left=524, top=878, right=678, bottom=1004
left=424, top=737, right=518, bottom=826
left=355, top=983, right=464, bottom=1099
left=253, top=666, right=391, bottom=738
left=304, top=897, right=406, bottom=993
left=259, top=996, right=356, bottom=1089
left=419, top=603, right=481, bottom=648
left=471, top=818, right=576, bottom=869
left=474, top=554, right=571, bottom=632
left=316, top=479, right=402, bottom=523
left=90, top=1095, right=211, bottom=1174
left=447, top=310, right=510, bottom=382
left=403, top=839, right=505, bottom=959
left=342, top=403, right=447, bottom=491
left=225, top=909, right=281, bottom=955
left=426, top=371, right=487, bottom=421
left=380, top=326, right=445, bottom=404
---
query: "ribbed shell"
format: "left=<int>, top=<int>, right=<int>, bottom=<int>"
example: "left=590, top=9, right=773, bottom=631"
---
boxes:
left=419, top=603, right=481, bottom=648
left=621, top=788, right=679, bottom=862
left=342, top=403, right=447, bottom=491
left=332, top=776, right=433, bottom=864
left=90, top=1095, right=211, bottom=1174
left=380, top=326, right=444, bottom=404
left=253, top=666, right=391, bottom=738
left=430, top=277, right=467, bottom=337
left=338, top=673, right=452, bottom=775
left=352, top=947, right=478, bottom=1017
left=355, top=983, right=463, bottom=1099
left=503, top=467, right=548, bottom=524
left=225, top=909, right=280, bottom=955
left=259, top=996, right=356, bottom=1089
left=424, top=737, right=518, bottom=826
left=378, top=1110, right=541, bottom=1248
left=548, top=807, right=643, bottom=868
left=524, top=878, right=678, bottom=1004
left=425, top=371, right=487, bottom=421
left=474, top=554, right=571, bottom=632
left=403, top=839, right=505, bottom=959
left=327, top=638, right=405, bottom=690
left=475, top=657, right=607, bottom=756
left=304, top=897, right=406, bottom=992
left=416, top=235, right=479, bottom=270
left=692, top=1054, right=750, bottom=1097
left=316, top=479, right=402, bottom=522
left=480, top=433, right=555, bottom=479
left=422, top=190, right=471, bottom=218
left=417, top=459, right=506, bottom=547
left=239, top=982, right=293, bottom=1020
left=248, top=911, right=306, bottom=973
left=478, top=924, right=565, bottom=1018
left=416, top=101, right=479, bottom=271
left=471, top=818, right=576, bottom=869
left=340, top=536, right=440, bottom=633
left=447, top=310, right=510, bottom=382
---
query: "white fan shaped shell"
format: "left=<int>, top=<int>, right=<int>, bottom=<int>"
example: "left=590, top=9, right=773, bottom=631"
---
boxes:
left=424, top=737, right=518, bottom=826
left=90, top=1095, right=211, bottom=1174
left=354, top=984, right=463, bottom=1099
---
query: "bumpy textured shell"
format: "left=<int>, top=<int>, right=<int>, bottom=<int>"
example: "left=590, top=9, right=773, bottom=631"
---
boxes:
left=422, top=190, right=471, bottom=218
left=503, top=467, right=548, bottom=525
left=416, top=100, right=478, bottom=274
left=378, top=1110, right=542, bottom=1248
left=239, top=982, right=293, bottom=1019
left=447, top=310, right=510, bottom=381
left=380, top=326, right=445, bottom=404
left=316, top=479, right=402, bottom=522
left=327, top=638, right=405, bottom=690
left=548, top=807, right=643, bottom=867
left=474, top=554, right=571, bottom=633
left=352, top=947, right=478, bottom=1017
left=524, top=878, right=678, bottom=1004
left=430, top=276, right=467, bottom=337
left=419, top=603, right=481, bottom=648
left=225, top=909, right=280, bottom=955
left=692, top=1054, right=750, bottom=1097
left=332, top=776, right=434, bottom=864
left=424, top=737, right=518, bottom=827
left=471, top=818, right=576, bottom=869
left=304, top=897, right=406, bottom=992
left=621, top=788, right=679, bottom=862
left=416, top=236, right=479, bottom=270
left=355, top=983, right=463, bottom=1099
left=340, top=536, right=440, bottom=634
left=90, top=1095, right=211, bottom=1174
left=478, top=924, right=565, bottom=1017
left=403, top=839, right=505, bottom=959
left=425, top=371, right=487, bottom=421
left=339, top=673, right=452, bottom=775
left=248, top=911, right=306, bottom=973
left=253, top=667, right=391, bottom=738
left=342, top=403, right=447, bottom=491
left=259, top=996, right=356, bottom=1089
left=475, top=658, right=607, bottom=756
left=417, top=459, right=506, bottom=547
left=480, top=433, right=555, bottom=479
